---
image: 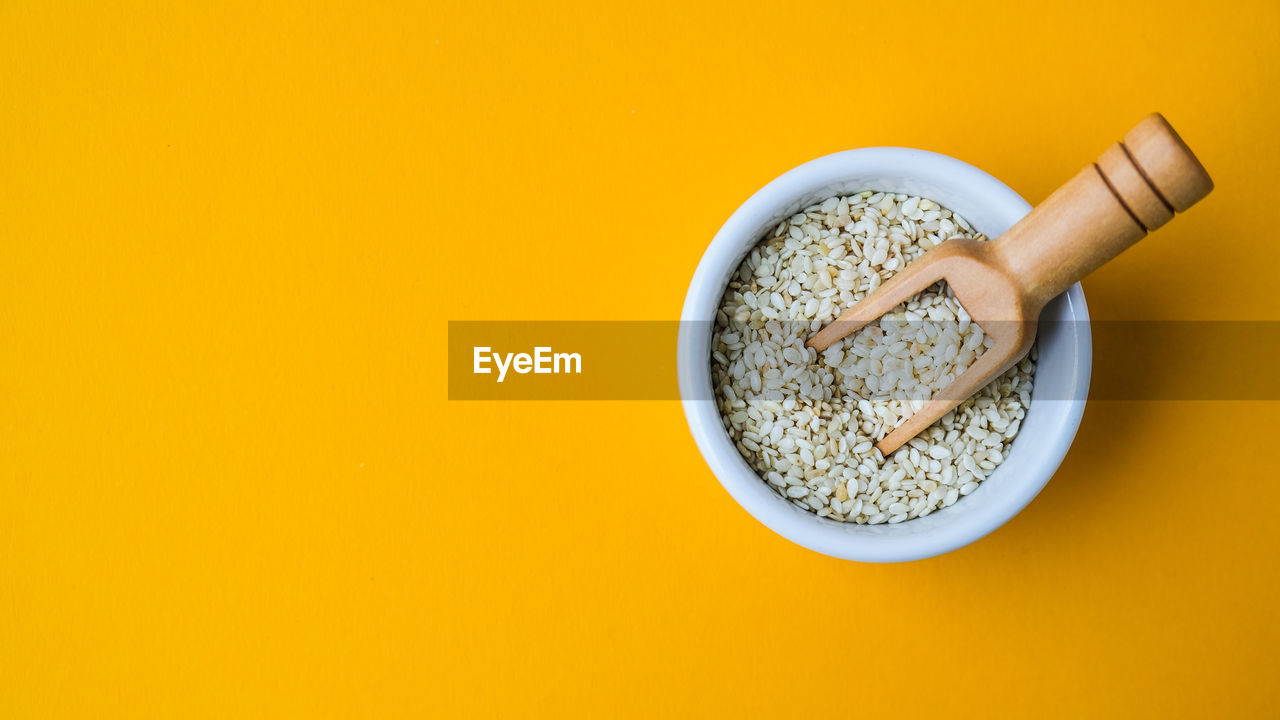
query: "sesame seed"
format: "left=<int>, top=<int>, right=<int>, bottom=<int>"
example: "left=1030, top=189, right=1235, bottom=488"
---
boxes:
left=711, top=192, right=1035, bottom=524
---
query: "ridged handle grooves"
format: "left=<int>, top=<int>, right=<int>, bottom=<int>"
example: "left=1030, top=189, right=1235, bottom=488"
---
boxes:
left=992, top=113, right=1213, bottom=313
left=1097, top=113, right=1214, bottom=232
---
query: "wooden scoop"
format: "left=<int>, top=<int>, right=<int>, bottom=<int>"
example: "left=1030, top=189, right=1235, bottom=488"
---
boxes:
left=807, top=113, right=1213, bottom=457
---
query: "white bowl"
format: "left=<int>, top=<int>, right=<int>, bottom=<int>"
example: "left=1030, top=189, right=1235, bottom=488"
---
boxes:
left=678, top=147, right=1091, bottom=563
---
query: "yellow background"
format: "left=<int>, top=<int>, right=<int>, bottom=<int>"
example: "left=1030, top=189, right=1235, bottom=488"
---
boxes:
left=3, top=1, right=1279, bottom=716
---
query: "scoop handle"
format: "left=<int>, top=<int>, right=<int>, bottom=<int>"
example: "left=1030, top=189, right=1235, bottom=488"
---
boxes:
left=992, top=113, right=1213, bottom=313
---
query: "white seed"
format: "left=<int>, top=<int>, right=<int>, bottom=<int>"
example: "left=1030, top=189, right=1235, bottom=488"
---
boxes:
left=710, top=192, right=1034, bottom=525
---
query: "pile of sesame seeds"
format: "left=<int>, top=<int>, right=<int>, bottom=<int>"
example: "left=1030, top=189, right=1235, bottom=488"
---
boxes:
left=711, top=191, right=1035, bottom=524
